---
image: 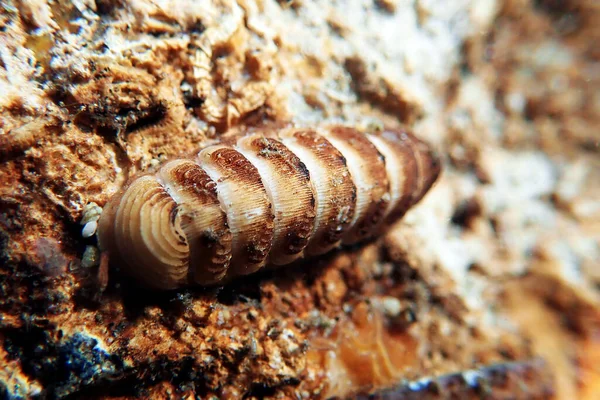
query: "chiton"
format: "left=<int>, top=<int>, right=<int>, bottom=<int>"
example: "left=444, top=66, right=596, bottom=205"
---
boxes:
left=97, top=125, right=441, bottom=289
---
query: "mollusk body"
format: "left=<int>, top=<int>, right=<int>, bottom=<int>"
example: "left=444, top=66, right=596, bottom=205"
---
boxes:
left=97, top=126, right=441, bottom=289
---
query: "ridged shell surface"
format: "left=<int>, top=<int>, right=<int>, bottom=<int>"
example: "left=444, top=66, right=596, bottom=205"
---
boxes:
left=97, top=125, right=441, bottom=289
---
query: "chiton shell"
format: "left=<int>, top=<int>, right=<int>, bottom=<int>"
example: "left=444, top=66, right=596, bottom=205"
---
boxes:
left=97, top=125, right=441, bottom=289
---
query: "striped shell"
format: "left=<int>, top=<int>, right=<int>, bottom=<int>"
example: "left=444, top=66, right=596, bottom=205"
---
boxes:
left=97, top=125, right=441, bottom=289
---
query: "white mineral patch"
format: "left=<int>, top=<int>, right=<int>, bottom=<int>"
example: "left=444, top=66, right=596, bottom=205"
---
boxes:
left=478, top=149, right=557, bottom=214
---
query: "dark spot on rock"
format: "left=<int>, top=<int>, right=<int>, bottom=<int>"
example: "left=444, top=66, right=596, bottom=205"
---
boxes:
left=450, top=198, right=482, bottom=230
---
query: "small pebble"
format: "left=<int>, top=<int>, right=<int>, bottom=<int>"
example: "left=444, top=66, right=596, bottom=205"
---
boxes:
left=80, top=203, right=103, bottom=225
left=82, top=220, right=98, bottom=238
left=81, top=245, right=100, bottom=269
left=381, top=296, right=402, bottom=317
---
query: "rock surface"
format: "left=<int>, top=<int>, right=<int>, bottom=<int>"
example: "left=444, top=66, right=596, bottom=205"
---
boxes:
left=0, top=0, right=598, bottom=399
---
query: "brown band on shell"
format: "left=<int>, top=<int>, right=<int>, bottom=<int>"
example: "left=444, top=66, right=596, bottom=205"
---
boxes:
left=197, top=145, right=275, bottom=277
left=279, top=129, right=357, bottom=256
left=113, top=176, right=189, bottom=289
left=370, top=130, right=419, bottom=223
left=414, top=141, right=441, bottom=205
left=157, top=159, right=232, bottom=284
left=399, top=131, right=442, bottom=207
left=236, top=134, right=316, bottom=265
left=321, top=126, right=390, bottom=244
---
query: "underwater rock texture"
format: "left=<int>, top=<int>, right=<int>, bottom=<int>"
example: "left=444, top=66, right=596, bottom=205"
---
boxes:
left=0, top=0, right=598, bottom=399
